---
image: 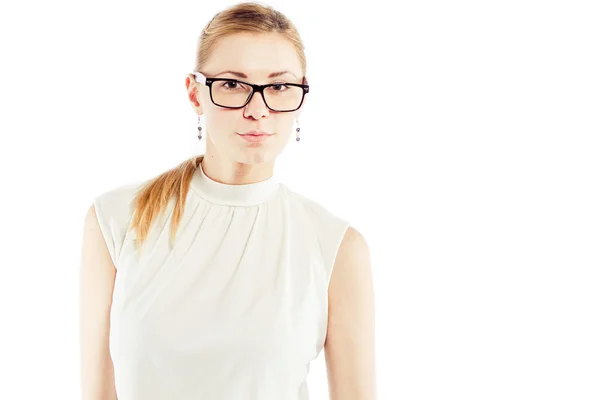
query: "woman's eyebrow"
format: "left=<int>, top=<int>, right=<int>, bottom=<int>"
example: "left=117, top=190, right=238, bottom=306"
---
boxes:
left=214, top=70, right=298, bottom=79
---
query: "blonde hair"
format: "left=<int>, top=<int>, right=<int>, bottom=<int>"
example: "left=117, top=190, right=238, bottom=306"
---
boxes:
left=130, top=2, right=307, bottom=251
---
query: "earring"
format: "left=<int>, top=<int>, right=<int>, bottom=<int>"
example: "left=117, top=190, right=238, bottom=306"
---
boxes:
left=295, top=118, right=301, bottom=142
left=197, top=115, right=203, bottom=140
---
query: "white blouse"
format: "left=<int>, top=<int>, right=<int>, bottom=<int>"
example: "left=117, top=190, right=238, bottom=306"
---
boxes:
left=93, top=156, right=350, bottom=399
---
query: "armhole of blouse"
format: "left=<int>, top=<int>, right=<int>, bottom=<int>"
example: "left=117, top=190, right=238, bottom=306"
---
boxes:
left=326, top=221, right=351, bottom=294
left=93, top=198, right=118, bottom=270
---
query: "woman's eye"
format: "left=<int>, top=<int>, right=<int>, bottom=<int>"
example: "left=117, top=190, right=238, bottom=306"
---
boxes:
left=223, top=81, right=238, bottom=89
left=271, top=83, right=288, bottom=91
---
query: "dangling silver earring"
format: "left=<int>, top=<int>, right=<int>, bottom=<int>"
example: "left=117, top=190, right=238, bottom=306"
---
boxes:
left=197, top=115, right=203, bottom=140
left=295, top=118, right=301, bottom=142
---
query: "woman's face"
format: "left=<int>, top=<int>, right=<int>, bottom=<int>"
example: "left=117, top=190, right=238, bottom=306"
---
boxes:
left=187, top=32, right=306, bottom=165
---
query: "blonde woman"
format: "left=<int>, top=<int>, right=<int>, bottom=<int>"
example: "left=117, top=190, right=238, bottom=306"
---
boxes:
left=79, top=2, right=376, bottom=399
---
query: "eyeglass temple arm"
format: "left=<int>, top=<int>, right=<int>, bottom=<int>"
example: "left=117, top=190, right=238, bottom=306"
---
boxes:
left=191, top=71, right=206, bottom=84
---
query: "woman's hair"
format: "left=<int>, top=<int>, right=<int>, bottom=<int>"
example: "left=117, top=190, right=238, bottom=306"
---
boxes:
left=130, top=2, right=307, bottom=252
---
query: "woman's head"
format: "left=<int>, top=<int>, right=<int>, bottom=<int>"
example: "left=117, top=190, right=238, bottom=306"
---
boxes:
left=131, top=2, right=308, bottom=249
left=186, top=2, right=308, bottom=165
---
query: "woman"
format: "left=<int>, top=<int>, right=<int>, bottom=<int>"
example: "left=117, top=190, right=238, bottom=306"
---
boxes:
left=79, top=2, right=376, bottom=399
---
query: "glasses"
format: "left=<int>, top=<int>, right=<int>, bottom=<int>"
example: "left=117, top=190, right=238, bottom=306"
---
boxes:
left=191, top=71, right=309, bottom=112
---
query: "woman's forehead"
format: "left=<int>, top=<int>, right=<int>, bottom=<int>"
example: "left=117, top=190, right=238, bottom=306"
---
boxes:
left=203, top=33, right=303, bottom=79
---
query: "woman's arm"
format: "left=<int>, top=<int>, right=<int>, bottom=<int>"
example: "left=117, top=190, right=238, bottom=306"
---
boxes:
left=325, top=226, right=377, bottom=400
left=79, top=204, right=118, bottom=400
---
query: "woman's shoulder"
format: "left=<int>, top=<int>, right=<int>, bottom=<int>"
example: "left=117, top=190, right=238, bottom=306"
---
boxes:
left=92, top=180, right=147, bottom=231
left=93, top=180, right=145, bottom=213
left=279, top=183, right=352, bottom=275
left=279, top=183, right=350, bottom=230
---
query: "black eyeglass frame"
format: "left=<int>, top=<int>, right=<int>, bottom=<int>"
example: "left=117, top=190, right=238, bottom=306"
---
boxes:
left=191, top=71, right=309, bottom=112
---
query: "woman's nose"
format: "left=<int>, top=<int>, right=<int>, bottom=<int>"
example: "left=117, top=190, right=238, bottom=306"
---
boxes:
left=243, top=90, right=270, bottom=118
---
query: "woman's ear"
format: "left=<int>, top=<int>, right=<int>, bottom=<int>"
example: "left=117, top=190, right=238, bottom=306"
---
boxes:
left=300, top=76, right=309, bottom=111
left=186, top=75, right=204, bottom=114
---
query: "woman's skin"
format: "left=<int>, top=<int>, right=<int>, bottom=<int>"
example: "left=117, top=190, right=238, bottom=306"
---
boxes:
left=80, top=206, right=118, bottom=400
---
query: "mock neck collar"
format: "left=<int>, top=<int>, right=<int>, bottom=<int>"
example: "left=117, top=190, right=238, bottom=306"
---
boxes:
left=189, top=155, right=280, bottom=206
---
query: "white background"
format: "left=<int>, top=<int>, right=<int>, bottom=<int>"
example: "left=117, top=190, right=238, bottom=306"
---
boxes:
left=1, top=0, right=599, bottom=399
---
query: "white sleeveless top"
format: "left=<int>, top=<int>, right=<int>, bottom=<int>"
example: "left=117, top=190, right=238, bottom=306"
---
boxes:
left=93, top=156, right=350, bottom=400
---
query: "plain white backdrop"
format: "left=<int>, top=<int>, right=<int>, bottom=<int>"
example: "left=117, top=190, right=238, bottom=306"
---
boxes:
left=0, top=0, right=599, bottom=398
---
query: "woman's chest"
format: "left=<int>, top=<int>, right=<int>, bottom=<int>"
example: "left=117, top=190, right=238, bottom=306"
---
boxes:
left=110, top=222, right=327, bottom=364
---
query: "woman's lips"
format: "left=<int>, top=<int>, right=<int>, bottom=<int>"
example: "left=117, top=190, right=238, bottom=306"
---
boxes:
left=237, top=132, right=273, bottom=143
